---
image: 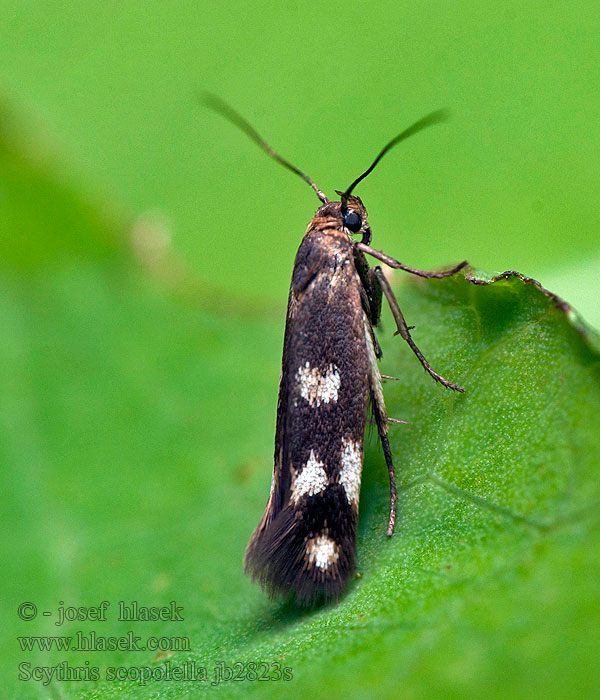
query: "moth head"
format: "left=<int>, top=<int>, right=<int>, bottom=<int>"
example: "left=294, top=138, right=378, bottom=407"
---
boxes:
left=334, top=192, right=371, bottom=243
left=308, top=195, right=371, bottom=243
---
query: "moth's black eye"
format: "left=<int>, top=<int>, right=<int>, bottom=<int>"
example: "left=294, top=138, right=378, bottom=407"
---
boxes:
left=344, top=211, right=362, bottom=233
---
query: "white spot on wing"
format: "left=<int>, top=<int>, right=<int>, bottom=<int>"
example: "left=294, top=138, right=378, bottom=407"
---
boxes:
left=291, top=450, right=328, bottom=503
left=296, top=362, right=341, bottom=407
left=339, top=438, right=363, bottom=505
left=306, top=534, right=339, bottom=570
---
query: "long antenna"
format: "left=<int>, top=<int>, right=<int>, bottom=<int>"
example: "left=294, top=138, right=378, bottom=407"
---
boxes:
left=341, top=109, right=449, bottom=210
left=202, top=93, right=328, bottom=204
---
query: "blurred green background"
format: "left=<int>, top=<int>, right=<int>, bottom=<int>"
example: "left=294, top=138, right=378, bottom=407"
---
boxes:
left=1, top=2, right=599, bottom=699
left=1, top=1, right=599, bottom=319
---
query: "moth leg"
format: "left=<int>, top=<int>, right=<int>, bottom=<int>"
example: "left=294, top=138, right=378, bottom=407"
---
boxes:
left=364, top=266, right=383, bottom=328
left=381, top=430, right=397, bottom=537
left=356, top=242, right=468, bottom=279
left=368, top=383, right=398, bottom=537
left=354, top=245, right=383, bottom=326
left=364, top=312, right=398, bottom=536
left=373, top=266, right=465, bottom=393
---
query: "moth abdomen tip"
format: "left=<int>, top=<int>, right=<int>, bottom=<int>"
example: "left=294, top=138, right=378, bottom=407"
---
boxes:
left=244, top=504, right=357, bottom=606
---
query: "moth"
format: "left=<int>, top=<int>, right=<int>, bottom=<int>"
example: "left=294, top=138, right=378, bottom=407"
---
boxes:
left=205, top=96, right=467, bottom=605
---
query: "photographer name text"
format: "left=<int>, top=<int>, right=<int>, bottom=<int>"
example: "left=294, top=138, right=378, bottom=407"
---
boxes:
left=18, top=600, right=184, bottom=626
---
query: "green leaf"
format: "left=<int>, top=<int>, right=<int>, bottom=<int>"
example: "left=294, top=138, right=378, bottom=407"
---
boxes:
left=2, top=107, right=599, bottom=700
left=0, top=103, right=124, bottom=269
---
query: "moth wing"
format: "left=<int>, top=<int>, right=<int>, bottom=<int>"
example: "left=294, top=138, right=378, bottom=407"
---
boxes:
left=245, top=230, right=371, bottom=604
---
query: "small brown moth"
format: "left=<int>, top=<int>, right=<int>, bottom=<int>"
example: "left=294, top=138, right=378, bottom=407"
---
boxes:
left=205, top=95, right=467, bottom=605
